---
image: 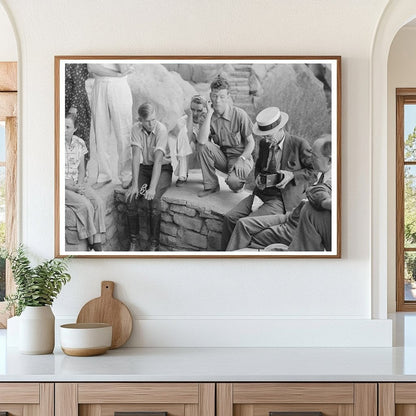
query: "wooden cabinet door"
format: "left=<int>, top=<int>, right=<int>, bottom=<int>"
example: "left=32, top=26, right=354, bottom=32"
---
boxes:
left=0, top=383, right=53, bottom=415
left=379, top=383, right=416, bottom=416
left=55, top=383, right=215, bottom=416
left=217, top=383, right=377, bottom=416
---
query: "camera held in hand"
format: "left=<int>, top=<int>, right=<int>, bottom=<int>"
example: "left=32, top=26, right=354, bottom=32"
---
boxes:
left=258, top=172, right=285, bottom=188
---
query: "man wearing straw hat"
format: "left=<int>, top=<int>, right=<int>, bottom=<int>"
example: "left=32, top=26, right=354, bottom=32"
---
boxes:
left=221, top=106, right=315, bottom=250
left=225, top=136, right=332, bottom=252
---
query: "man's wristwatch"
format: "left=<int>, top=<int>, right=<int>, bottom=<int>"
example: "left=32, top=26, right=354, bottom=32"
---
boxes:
left=239, top=156, right=246, bottom=161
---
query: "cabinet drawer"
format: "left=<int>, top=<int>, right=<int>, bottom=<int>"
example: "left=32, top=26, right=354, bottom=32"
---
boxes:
left=0, top=383, right=39, bottom=403
left=78, top=383, right=200, bottom=404
left=379, top=383, right=416, bottom=415
left=0, top=383, right=53, bottom=415
left=56, top=383, right=215, bottom=416
left=218, top=383, right=376, bottom=416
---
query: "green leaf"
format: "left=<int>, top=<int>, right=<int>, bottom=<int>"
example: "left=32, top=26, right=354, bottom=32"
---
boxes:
left=4, top=245, right=71, bottom=316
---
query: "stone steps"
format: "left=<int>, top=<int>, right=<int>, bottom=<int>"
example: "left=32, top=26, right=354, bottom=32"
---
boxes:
left=228, top=64, right=256, bottom=119
left=234, top=95, right=252, bottom=103
left=232, top=65, right=252, bottom=72
left=229, top=80, right=250, bottom=86
left=230, top=83, right=250, bottom=89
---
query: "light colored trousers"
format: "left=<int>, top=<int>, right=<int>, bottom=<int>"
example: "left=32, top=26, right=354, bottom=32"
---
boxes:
left=169, top=123, right=193, bottom=179
left=89, top=76, right=133, bottom=185
left=226, top=212, right=291, bottom=251
left=65, top=186, right=106, bottom=241
left=198, top=141, right=254, bottom=191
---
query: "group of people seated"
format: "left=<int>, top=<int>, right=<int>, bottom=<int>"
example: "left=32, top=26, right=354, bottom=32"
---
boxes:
left=65, top=66, right=332, bottom=252
left=170, top=75, right=333, bottom=253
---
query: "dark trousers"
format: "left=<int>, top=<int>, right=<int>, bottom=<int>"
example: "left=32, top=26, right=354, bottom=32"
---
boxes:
left=288, top=202, right=331, bottom=251
left=126, top=164, right=172, bottom=248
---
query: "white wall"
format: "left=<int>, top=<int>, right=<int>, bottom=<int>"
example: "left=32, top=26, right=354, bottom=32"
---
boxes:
left=387, top=26, right=416, bottom=312
left=0, top=3, right=16, bottom=61
left=0, top=0, right=394, bottom=347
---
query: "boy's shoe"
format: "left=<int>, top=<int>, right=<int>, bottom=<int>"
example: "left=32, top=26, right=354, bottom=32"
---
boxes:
left=87, top=242, right=102, bottom=251
left=149, top=242, right=159, bottom=251
left=92, top=243, right=102, bottom=251
left=129, top=237, right=139, bottom=251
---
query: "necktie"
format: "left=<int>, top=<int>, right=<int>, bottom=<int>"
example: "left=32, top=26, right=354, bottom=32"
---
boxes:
left=267, top=144, right=281, bottom=172
left=275, top=147, right=282, bottom=170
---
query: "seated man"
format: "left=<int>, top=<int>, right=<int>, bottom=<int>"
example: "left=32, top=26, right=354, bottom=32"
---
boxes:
left=126, top=103, right=173, bottom=251
left=196, top=76, right=255, bottom=197
left=287, top=182, right=332, bottom=251
left=221, top=106, right=315, bottom=250
left=226, top=136, right=332, bottom=251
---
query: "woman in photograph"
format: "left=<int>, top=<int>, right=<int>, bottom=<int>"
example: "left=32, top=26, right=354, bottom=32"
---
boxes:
left=65, top=113, right=106, bottom=251
left=88, top=63, right=133, bottom=189
left=65, top=64, right=91, bottom=155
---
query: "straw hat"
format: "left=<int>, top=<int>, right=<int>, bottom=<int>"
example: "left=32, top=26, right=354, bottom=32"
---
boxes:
left=253, top=107, right=289, bottom=136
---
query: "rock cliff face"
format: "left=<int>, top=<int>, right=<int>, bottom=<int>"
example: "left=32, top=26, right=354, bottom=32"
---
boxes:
left=128, top=64, right=197, bottom=131
left=85, top=62, right=331, bottom=140
left=163, top=63, right=234, bottom=84
left=161, top=63, right=331, bottom=143
left=252, top=64, right=331, bottom=143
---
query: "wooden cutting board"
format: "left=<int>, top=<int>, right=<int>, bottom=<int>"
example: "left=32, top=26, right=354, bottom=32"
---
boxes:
left=76, top=281, right=133, bottom=349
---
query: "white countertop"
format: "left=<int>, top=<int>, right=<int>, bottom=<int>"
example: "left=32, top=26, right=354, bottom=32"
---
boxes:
left=2, top=345, right=416, bottom=382
left=3, top=313, right=416, bottom=382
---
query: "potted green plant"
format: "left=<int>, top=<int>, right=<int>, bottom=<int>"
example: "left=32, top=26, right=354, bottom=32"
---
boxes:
left=4, top=246, right=71, bottom=354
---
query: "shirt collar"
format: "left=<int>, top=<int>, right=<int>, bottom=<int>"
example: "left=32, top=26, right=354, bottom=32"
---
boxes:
left=65, top=135, right=77, bottom=149
left=212, top=104, right=232, bottom=122
left=141, top=123, right=156, bottom=136
left=267, top=133, right=285, bottom=150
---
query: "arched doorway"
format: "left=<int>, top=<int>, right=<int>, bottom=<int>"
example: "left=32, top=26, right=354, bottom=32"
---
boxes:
left=371, top=1, right=416, bottom=318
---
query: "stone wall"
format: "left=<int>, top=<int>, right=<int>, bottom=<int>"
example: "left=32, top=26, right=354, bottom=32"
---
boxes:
left=159, top=194, right=224, bottom=251
left=65, top=171, right=250, bottom=252
left=114, top=171, right=250, bottom=252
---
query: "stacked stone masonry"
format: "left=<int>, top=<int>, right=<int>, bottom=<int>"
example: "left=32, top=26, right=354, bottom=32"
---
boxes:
left=66, top=172, right=250, bottom=252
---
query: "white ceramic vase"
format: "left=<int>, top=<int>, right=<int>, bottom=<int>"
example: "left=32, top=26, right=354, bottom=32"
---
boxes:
left=19, top=305, right=55, bottom=354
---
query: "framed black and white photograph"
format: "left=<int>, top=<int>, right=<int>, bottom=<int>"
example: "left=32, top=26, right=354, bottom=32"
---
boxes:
left=55, top=56, right=341, bottom=258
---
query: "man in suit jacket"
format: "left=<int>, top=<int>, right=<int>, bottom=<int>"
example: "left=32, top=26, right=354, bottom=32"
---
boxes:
left=225, top=136, right=332, bottom=251
left=287, top=136, right=332, bottom=252
left=221, top=107, right=316, bottom=250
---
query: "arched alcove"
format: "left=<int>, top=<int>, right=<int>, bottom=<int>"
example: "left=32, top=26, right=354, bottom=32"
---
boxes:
left=0, top=1, right=17, bottom=61
left=371, top=0, right=416, bottom=319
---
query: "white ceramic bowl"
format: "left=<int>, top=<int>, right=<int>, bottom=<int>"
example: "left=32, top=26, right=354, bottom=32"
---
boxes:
left=60, top=323, right=112, bottom=356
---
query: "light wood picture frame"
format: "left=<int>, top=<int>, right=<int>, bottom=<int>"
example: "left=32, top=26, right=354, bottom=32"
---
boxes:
left=55, top=56, right=341, bottom=258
